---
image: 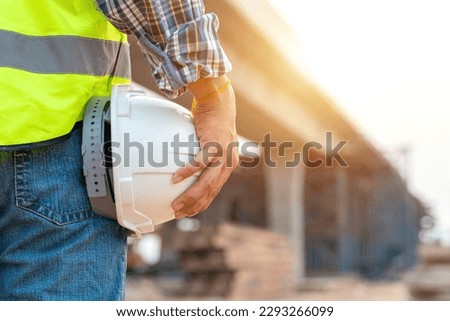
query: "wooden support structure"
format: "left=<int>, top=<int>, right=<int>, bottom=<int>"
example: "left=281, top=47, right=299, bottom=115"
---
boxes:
left=304, top=164, right=423, bottom=279
left=407, top=245, right=450, bottom=300
left=173, top=223, right=294, bottom=300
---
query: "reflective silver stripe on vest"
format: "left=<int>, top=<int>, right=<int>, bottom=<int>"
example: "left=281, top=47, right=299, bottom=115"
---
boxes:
left=0, top=29, right=130, bottom=79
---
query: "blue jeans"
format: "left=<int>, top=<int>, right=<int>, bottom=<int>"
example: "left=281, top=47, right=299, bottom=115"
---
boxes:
left=0, top=127, right=128, bottom=300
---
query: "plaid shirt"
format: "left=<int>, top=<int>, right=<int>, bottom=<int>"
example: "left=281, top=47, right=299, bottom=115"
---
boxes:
left=95, top=0, right=232, bottom=98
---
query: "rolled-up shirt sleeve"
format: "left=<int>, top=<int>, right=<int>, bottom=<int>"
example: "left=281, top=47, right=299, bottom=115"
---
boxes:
left=95, top=0, right=232, bottom=98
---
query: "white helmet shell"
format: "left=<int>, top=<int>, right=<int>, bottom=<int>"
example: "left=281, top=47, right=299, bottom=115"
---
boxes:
left=110, top=85, right=200, bottom=237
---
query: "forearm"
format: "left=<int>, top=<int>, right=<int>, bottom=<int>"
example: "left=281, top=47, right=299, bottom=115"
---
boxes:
left=172, top=74, right=238, bottom=218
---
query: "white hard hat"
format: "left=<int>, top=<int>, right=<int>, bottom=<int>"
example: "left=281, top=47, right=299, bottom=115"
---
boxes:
left=82, top=84, right=200, bottom=237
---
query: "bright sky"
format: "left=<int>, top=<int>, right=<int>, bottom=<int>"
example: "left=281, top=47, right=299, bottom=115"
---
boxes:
left=269, top=0, right=450, bottom=238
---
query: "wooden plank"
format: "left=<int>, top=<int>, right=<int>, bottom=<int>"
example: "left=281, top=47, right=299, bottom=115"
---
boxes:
left=407, top=265, right=450, bottom=300
left=184, top=272, right=234, bottom=297
left=184, top=270, right=293, bottom=299
left=182, top=258, right=294, bottom=273
left=228, top=270, right=293, bottom=299
left=172, top=224, right=290, bottom=251
left=181, top=250, right=294, bottom=273
left=418, top=245, right=450, bottom=265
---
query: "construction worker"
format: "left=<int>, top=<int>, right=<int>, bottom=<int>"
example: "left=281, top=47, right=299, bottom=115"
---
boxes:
left=0, top=0, right=237, bottom=300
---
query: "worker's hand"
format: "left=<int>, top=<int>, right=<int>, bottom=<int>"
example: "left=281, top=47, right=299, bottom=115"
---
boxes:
left=171, top=75, right=239, bottom=219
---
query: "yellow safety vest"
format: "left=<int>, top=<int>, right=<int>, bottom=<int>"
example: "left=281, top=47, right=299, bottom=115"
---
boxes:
left=0, top=0, right=131, bottom=148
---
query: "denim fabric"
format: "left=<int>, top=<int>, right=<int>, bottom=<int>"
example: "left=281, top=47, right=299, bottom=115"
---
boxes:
left=0, top=128, right=128, bottom=301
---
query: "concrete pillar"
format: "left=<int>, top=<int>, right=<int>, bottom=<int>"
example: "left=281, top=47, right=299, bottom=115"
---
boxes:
left=264, top=164, right=305, bottom=285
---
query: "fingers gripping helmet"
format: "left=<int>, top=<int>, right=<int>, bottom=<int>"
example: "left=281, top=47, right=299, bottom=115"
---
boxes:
left=82, top=85, right=200, bottom=237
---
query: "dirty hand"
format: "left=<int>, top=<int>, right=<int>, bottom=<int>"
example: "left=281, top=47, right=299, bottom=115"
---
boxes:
left=171, top=75, right=239, bottom=219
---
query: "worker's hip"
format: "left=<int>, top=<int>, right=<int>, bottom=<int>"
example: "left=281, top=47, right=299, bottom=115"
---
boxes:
left=0, top=126, right=128, bottom=300
left=12, top=125, right=96, bottom=224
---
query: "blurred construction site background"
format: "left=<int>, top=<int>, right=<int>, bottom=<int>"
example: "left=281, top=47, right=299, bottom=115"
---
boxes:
left=124, top=0, right=450, bottom=300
